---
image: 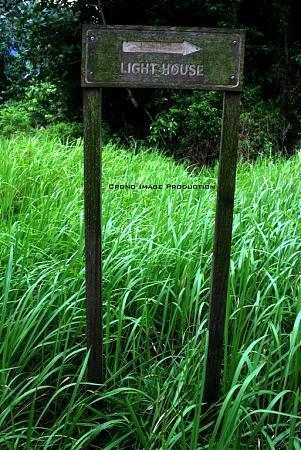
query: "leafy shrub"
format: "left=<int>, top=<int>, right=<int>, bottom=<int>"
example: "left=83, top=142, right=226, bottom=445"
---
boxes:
left=23, top=81, right=68, bottom=126
left=0, top=102, right=31, bottom=137
left=148, top=91, right=222, bottom=165
left=148, top=87, right=291, bottom=165
left=0, top=1, right=80, bottom=114
left=38, top=120, right=111, bottom=145
left=37, top=122, right=83, bottom=144
left=240, top=86, right=290, bottom=158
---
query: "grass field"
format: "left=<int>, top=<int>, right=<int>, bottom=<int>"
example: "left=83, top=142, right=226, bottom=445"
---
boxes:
left=0, top=130, right=300, bottom=449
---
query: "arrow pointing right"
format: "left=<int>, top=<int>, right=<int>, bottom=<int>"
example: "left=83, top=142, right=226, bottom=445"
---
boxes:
left=122, top=41, right=201, bottom=56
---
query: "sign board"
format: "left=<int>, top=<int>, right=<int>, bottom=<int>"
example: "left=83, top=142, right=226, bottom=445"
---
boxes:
left=82, top=25, right=244, bottom=90
left=81, top=24, right=245, bottom=405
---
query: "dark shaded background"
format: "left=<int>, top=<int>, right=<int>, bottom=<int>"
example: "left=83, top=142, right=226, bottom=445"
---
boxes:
left=1, top=0, right=300, bottom=161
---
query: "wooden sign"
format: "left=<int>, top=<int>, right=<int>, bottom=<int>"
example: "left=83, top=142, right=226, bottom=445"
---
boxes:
left=82, top=25, right=244, bottom=90
left=81, top=24, right=245, bottom=406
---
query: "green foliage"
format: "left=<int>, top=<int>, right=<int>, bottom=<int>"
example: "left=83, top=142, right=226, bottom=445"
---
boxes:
left=0, top=101, right=31, bottom=137
left=1, top=0, right=300, bottom=152
left=36, top=119, right=112, bottom=145
left=0, top=130, right=300, bottom=447
left=95, top=0, right=300, bottom=152
left=0, top=95, right=84, bottom=142
left=37, top=121, right=83, bottom=144
left=240, top=87, right=290, bottom=158
left=23, top=81, right=68, bottom=126
left=147, top=87, right=292, bottom=163
left=0, top=1, right=80, bottom=119
left=149, top=91, right=222, bottom=164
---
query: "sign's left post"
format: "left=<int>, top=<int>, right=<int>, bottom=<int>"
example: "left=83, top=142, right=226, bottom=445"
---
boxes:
left=83, top=88, right=103, bottom=384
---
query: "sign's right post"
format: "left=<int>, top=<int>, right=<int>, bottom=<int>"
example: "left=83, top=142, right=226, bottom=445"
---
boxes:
left=203, top=90, right=241, bottom=404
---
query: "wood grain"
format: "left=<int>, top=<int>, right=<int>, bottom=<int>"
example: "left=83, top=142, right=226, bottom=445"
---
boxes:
left=83, top=88, right=103, bottom=384
left=203, top=90, right=241, bottom=404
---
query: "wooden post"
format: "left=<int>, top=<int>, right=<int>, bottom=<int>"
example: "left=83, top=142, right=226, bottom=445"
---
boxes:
left=203, top=90, right=241, bottom=404
left=83, top=88, right=103, bottom=384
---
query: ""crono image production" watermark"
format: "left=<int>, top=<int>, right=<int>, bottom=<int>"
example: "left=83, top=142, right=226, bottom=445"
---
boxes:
left=108, top=183, right=215, bottom=190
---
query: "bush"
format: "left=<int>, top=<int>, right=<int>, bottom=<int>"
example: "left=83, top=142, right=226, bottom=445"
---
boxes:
left=240, top=86, right=291, bottom=158
left=38, top=122, right=83, bottom=144
left=37, top=120, right=111, bottom=145
left=23, top=81, right=68, bottom=126
left=0, top=102, right=31, bottom=137
left=148, top=87, right=291, bottom=165
left=0, top=1, right=80, bottom=116
left=148, top=91, right=222, bottom=166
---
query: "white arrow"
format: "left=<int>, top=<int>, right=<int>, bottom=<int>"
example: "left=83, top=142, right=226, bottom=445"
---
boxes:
left=122, top=41, right=201, bottom=56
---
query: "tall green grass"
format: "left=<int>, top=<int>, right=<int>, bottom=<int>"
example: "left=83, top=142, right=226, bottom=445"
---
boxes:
left=0, top=131, right=300, bottom=449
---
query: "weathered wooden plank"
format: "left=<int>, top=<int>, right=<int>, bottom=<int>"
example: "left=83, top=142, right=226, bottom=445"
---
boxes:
left=81, top=25, right=245, bottom=90
left=83, top=88, right=103, bottom=384
left=203, top=90, right=241, bottom=404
